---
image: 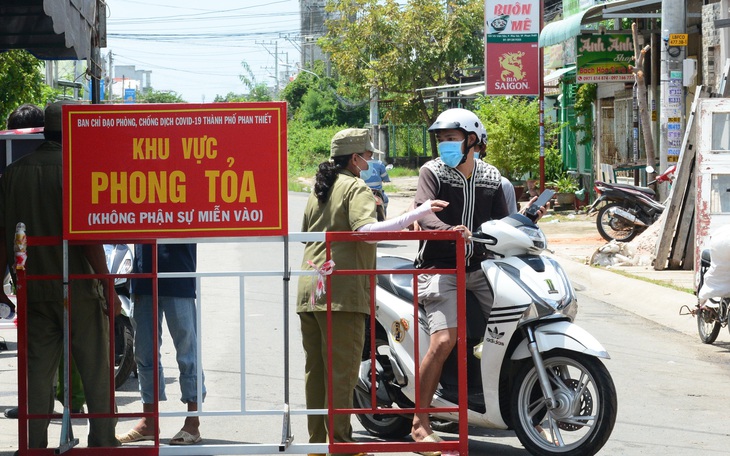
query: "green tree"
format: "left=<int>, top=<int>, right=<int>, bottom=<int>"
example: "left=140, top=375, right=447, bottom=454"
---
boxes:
left=280, top=63, right=367, bottom=127
left=237, top=61, right=272, bottom=102
left=474, top=96, right=561, bottom=182
left=214, top=92, right=248, bottom=102
left=0, top=50, right=46, bottom=124
left=321, top=0, right=483, bottom=129
left=137, top=88, right=185, bottom=103
left=280, top=65, right=322, bottom=114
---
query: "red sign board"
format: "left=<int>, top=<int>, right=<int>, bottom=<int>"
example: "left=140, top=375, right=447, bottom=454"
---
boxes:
left=485, top=42, right=540, bottom=96
left=63, top=103, right=288, bottom=240
left=484, top=0, right=540, bottom=96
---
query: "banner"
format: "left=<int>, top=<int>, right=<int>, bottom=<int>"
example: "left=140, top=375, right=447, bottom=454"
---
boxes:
left=484, top=0, right=540, bottom=96
left=63, top=103, right=288, bottom=240
left=576, top=34, right=634, bottom=83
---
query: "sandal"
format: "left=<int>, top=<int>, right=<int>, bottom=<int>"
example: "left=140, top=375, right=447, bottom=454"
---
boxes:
left=116, top=429, right=155, bottom=444
left=169, top=430, right=202, bottom=445
left=415, top=433, right=442, bottom=456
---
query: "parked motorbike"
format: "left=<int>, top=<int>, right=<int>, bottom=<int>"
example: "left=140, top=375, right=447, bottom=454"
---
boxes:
left=588, top=165, right=676, bottom=242
left=104, top=244, right=137, bottom=389
left=356, top=214, right=617, bottom=456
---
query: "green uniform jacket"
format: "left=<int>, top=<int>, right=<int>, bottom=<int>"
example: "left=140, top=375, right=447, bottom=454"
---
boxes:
left=0, top=141, right=102, bottom=302
left=297, top=169, right=377, bottom=314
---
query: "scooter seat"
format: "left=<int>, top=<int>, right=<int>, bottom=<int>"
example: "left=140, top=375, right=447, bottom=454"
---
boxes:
left=376, top=256, right=416, bottom=303
left=701, top=249, right=711, bottom=268
left=605, top=182, right=656, bottom=196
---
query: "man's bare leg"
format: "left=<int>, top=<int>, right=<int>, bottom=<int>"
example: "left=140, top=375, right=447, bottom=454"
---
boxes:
left=411, top=328, right=457, bottom=442
left=129, top=403, right=155, bottom=436
left=179, top=401, right=200, bottom=436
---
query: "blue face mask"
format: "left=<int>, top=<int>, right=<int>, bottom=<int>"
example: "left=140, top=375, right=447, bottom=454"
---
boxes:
left=438, top=141, right=465, bottom=168
left=356, top=155, right=375, bottom=180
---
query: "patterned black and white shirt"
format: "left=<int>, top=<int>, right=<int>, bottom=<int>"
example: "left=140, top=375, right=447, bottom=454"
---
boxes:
left=414, top=157, right=507, bottom=271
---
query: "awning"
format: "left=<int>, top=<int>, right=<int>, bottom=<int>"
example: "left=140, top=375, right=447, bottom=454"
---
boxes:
left=460, top=85, right=486, bottom=96
left=0, top=0, right=103, bottom=60
left=544, top=66, right=576, bottom=87
left=457, top=67, right=576, bottom=96
left=539, top=0, right=663, bottom=48
left=416, top=81, right=485, bottom=95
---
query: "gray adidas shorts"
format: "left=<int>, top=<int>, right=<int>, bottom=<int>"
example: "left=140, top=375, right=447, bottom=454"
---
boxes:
left=417, top=269, right=493, bottom=333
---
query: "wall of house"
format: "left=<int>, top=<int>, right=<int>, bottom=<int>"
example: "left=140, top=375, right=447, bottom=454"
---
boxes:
left=703, top=2, right=722, bottom=91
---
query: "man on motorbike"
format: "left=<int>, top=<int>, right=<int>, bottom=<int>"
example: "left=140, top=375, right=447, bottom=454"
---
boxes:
left=412, top=108, right=545, bottom=447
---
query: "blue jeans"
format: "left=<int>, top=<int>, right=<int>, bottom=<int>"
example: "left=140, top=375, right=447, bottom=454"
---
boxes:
left=131, top=294, right=206, bottom=404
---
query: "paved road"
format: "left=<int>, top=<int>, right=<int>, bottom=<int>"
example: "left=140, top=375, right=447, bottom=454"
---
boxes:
left=1, top=191, right=729, bottom=455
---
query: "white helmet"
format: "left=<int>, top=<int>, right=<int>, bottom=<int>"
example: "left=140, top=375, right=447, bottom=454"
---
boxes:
left=428, top=108, right=487, bottom=144
left=475, top=123, right=488, bottom=145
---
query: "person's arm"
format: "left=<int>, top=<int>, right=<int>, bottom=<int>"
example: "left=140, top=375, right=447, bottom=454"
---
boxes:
left=414, top=167, right=452, bottom=231
left=83, top=244, right=122, bottom=316
left=0, top=228, right=14, bottom=313
left=357, top=199, right=448, bottom=235
left=380, top=162, right=391, bottom=183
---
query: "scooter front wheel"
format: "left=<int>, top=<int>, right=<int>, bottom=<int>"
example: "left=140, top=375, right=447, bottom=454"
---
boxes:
left=596, top=202, right=639, bottom=242
left=511, top=350, right=617, bottom=456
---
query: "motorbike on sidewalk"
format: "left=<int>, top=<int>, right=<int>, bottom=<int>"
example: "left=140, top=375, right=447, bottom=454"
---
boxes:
left=104, top=244, right=137, bottom=389
left=588, top=165, right=676, bottom=242
left=355, top=214, right=617, bottom=456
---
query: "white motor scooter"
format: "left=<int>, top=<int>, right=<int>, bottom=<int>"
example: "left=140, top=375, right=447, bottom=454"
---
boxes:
left=354, top=214, right=617, bottom=456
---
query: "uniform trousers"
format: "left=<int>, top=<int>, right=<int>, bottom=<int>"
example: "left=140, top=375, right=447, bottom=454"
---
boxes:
left=26, top=298, right=118, bottom=448
left=299, top=311, right=366, bottom=456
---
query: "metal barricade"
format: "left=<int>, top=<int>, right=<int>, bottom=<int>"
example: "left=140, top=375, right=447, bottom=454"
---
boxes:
left=322, top=230, right=468, bottom=456
left=13, top=230, right=469, bottom=455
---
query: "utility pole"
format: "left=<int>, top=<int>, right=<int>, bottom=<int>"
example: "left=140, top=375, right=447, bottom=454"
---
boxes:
left=258, top=40, right=282, bottom=97
left=108, top=50, right=113, bottom=101
left=274, top=40, right=279, bottom=97
left=659, top=0, right=686, bottom=200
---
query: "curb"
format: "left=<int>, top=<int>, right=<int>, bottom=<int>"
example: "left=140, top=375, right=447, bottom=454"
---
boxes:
left=554, top=254, right=699, bottom=339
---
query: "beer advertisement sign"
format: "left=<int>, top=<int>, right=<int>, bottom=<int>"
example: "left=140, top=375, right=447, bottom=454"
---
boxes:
left=485, top=0, right=540, bottom=96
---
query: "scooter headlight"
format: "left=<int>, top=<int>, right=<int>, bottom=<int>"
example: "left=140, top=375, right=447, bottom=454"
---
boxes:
left=517, top=225, right=547, bottom=252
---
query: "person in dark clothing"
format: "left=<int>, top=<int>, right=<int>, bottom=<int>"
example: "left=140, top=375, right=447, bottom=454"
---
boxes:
left=5, top=104, right=44, bottom=130
left=411, top=108, right=546, bottom=449
left=0, top=101, right=120, bottom=449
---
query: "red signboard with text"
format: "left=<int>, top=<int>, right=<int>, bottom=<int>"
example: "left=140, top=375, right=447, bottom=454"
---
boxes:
left=63, top=103, right=288, bottom=240
left=484, top=0, right=540, bottom=96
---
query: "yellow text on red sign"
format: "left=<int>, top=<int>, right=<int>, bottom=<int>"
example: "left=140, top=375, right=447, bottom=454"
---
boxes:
left=63, top=103, right=288, bottom=240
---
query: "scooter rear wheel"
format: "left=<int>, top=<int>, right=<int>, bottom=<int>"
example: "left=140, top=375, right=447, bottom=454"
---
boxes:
left=114, top=315, right=136, bottom=389
left=697, top=305, right=721, bottom=344
left=353, top=336, right=412, bottom=438
left=596, top=202, right=640, bottom=242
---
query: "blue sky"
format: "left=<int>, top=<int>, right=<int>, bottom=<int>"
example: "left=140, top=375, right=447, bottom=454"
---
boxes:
left=105, top=0, right=301, bottom=102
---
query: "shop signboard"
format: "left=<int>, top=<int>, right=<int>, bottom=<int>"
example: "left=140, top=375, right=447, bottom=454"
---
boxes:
left=62, top=102, right=288, bottom=240
left=576, top=34, right=634, bottom=83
